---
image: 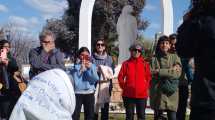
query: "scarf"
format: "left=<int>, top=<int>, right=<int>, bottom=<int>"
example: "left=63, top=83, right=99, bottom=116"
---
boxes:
left=93, top=52, right=107, bottom=60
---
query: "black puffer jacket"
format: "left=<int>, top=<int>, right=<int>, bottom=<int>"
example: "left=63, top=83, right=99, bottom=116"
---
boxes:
left=177, top=14, right=215, bottom=110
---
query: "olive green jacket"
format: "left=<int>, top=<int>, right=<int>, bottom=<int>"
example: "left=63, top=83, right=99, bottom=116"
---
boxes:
left=150, top=53, right=181, bottom=111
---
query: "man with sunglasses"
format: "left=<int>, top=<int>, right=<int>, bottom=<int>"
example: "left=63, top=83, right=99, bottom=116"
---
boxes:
left=29, top=30, right=65, bottom=79
left=118, top=42, right=151, bottom=120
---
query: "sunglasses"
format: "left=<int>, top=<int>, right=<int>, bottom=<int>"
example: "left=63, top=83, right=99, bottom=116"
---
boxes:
left=96, top=43, right=105, bottom=47
left=132, top=49, right=142, bottom=53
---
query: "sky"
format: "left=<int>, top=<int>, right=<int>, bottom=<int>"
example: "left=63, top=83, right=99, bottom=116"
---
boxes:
left=0, top=0, right=190, bottom=40
left=0, top=0, right=68, bottom=38
left=142, top=0, right=190, bottom=39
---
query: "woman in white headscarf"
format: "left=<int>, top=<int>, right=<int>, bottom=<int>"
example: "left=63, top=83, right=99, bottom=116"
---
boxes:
left=9, top=69, right=76, bottom=120
left=117, top=5, right=138, bottom=64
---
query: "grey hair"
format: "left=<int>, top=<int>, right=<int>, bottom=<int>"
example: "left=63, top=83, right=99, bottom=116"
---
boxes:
left=39, top=30, right=56, bottom=41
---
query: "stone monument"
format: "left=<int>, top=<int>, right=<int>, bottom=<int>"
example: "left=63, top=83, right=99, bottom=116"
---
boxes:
left=116, top=5, right=138, bottom=64
left=161, top=0, right=173, bottom=35
left=79, top=0, right=96, bottom=52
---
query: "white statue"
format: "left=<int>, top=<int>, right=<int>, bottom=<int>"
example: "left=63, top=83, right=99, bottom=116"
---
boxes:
left=117, top=5, right=138, bottom=64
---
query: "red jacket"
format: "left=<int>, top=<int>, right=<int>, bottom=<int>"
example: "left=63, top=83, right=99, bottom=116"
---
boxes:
left=118, top=56, right=151, bottom=98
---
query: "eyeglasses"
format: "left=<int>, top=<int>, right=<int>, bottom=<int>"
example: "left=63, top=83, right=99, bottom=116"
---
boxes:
left=42, top=40, right=54, bottom=44
left=96, top=43, right=105, bottom=47
left=132, top=49, right=142, bottom=53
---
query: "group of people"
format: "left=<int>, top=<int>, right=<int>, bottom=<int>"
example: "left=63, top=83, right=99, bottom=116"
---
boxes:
left=0, top=29, right=193, bottom=120
left=119, top=0, right=215, bottom=120
left=0, top=30, right=114, bottom=120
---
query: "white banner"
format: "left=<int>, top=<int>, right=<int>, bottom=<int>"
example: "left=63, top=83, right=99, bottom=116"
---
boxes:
left=10, top=69, right=75, bottom=120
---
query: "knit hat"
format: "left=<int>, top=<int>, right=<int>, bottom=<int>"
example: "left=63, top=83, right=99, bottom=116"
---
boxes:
left=129, top=42, right=143, bottom=51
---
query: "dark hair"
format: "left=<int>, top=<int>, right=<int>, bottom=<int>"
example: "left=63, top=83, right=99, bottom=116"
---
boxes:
left=0, top=39, right=10, bottom=49
left=169, top=33, right=177, bottom=40
left=78, top=47, right=90, bottom=56
left=93, top=37, right=108, bottom=53
left=155, top=35, right=170, bottom=55
left=74, top=47, right=90, bottom=64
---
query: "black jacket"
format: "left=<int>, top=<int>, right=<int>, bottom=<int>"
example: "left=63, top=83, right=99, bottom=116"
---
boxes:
left=0, top=53, right=20, bottom=96
left=177, top=15, right=215, bottom=109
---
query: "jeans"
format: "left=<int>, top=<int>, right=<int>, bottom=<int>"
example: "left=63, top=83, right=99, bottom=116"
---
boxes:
left=177, top=85, right=189, bottom=120
left=190, top=107, right=215, bottom=120
left=123, top=97, right=147, bottom=120
left=154, top=110, right=176, bottom=120
left=72, top=93, right=95, bottom=120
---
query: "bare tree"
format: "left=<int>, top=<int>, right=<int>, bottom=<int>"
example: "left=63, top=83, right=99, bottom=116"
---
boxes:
left=1, top=23, right=37, bottom=66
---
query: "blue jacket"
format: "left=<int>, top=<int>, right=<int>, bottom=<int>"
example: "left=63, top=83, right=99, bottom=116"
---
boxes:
left=70, top=63, right=99, bottom=93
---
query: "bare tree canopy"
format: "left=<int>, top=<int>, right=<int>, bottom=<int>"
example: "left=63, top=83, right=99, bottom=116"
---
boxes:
left=0, top=23, right=37, bottom=66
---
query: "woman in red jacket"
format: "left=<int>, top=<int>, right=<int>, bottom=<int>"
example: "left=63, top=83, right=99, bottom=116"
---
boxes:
left=118, top=42, right=151, bottom=120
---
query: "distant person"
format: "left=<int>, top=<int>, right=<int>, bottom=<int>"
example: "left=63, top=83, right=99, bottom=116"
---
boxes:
left=70, top=47, right=99, bottom=120
left=91, top=38, right=113, bottom=120
left=9, top=69, right=76, bottom=120
left=29, top=30, right=65, bottom=79
left=150, top=36, right=181, bottom=120
left=0, top=39, right=21, bottom=120
left=176, top=0, right=215, bottom=119
left=118, top=42, right=151, bottom=120
left=117, top=5, right=138, bottom=64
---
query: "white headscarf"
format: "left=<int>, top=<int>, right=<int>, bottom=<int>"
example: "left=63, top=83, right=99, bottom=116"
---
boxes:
left=9, top=69, right=75, bottom=120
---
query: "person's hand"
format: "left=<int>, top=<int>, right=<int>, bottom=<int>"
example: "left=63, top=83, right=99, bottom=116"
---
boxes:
left=85, top=60, right=92, bottom=69
left=42, top=41, right=55, bottom=53
left=1, top=58, right=9, bottom=66
left=13, top=71, right=22, bottom=83
left=172, top=64, right=181, bottom=73
left=80, top=61, right=86, bottom=73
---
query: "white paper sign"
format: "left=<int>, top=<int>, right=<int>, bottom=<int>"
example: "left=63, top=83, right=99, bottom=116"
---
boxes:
left=10, top=69, right=75, bottom=120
